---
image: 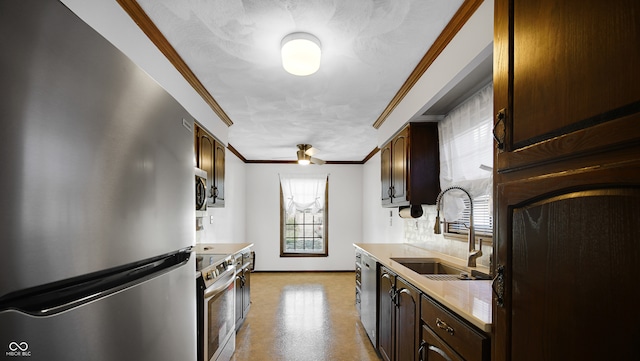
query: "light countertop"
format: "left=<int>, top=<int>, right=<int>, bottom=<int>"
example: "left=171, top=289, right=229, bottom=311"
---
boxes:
left=354, top=243, right=492, bottom=332
left=195, top=243, right=254, bottom=256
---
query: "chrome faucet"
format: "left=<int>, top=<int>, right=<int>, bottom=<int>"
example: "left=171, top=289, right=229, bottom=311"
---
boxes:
left=433, top=186, right=483, bottom=267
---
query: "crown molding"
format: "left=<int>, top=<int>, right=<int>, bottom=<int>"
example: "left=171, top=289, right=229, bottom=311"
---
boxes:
left=372, top=0, right=484, bottom=129
left=228, top=144, right=378, bottom=165
left=361, top=147, right=380, bottom=164
left=116, top=0, right=233, bottom=127
left=226, top=143, right=247, bottom=163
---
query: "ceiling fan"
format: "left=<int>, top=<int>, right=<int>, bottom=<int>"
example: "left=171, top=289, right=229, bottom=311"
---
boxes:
left=296, top=144, right=326, bottom=165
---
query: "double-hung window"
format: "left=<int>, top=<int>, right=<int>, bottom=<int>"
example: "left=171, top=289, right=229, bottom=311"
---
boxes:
left=280, top=174, right=328, bottom=257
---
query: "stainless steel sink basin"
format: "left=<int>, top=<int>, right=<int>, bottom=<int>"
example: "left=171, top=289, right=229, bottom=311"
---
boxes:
left=390, top=258, right=491, bottom=281
left=391, top=258, right=464, bottom=275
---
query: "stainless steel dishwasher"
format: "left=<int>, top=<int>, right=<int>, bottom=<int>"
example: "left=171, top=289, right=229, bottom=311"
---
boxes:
left=360, top=252, right=377, bottom=346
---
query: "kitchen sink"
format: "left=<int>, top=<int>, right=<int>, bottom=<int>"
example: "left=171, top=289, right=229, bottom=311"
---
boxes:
left=390, top=258, right=491, bottom=281
left=391, top=258, right=465, bottom=275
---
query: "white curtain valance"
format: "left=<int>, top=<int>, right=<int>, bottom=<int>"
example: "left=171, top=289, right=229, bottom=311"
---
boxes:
left=438, top=82, right=493, bottom=221
left=279, top=173, right=328, bottom=215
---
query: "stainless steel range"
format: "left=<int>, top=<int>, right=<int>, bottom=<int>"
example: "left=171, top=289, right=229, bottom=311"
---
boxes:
left=196, top=254, right=236, bottom=361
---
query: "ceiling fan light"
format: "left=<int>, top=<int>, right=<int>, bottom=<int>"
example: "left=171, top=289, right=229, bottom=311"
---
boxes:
left=281, top=32, right=321, bottom=76
left=296, top=148, right=311, bottom=165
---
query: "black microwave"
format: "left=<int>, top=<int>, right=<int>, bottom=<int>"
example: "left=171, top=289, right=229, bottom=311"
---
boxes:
left=195, top=168, right=207, bottom=214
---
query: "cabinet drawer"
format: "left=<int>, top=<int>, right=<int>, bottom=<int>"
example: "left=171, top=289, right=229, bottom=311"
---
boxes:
left=421, top=295, right=489, bottom=361
left=421, top=325, right=463, bottom=361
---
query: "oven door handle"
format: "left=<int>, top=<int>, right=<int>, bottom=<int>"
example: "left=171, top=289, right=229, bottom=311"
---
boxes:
left=203, top=269, right=235, bottom=299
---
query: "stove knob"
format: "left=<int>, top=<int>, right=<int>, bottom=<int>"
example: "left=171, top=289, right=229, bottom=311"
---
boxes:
left=205, top=272, right=212, bottom=280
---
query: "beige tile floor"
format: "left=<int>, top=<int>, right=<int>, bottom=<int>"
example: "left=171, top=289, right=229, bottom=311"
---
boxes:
left=231, top=272, right=381, bottom=361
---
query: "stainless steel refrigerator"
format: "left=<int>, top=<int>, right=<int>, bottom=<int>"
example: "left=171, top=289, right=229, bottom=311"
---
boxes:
left=0, top=1, right=197, bottom=360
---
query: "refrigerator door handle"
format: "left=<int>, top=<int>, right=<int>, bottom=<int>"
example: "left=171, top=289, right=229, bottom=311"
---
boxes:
left=0, top=248, right=192, bottom=317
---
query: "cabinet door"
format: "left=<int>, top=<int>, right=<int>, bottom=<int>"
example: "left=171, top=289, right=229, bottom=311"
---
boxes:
left=381, top=123, right=439, bottom=207
left=378, top=267, right=395, bottom=361
left=494, top=0, right=640, bottom=172
left=241, top=266, right=250, bottom=315
left=407, top=123, right=440, bottom=205
left=391, top=127, right=409, bottom=203
left=235, top=271, right=243, bottom=327
left=195, top=124, right=225, bottom=208
left=395, top=277, right=420, bottom=361
left=420, top=326, right=463, bottom=361
left=197, top=128, right=215, bottom=206
left=213, top=139, right=225, bottom=206
left=493, top=1, right=640, bottom=359
left=493, top=166, right=640, bottom=361
left=380, top=143, right=392, bottom=205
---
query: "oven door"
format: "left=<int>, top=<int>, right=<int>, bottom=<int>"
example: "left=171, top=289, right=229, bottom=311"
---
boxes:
left=203, top=268, right=236, bottom=361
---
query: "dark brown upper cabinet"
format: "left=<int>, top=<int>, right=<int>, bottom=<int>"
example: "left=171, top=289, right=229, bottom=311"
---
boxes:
left=493, top=0, right=640, bottom=174
left=194, top=123, right=225, bottom=207
left=381, top=122, right=440, bottom=208
left=492, top=0, right=640, bottom=360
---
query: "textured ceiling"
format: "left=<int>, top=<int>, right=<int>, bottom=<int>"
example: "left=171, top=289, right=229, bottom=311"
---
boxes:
left=137, top=0, right=464, bottom=162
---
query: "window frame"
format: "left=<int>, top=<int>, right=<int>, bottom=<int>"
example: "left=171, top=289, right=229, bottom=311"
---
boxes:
left=279, top=179, right=329, bottom=257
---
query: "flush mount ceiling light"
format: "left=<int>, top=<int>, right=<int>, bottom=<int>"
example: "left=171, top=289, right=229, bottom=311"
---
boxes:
left=281, top=32, right=321, bottom=76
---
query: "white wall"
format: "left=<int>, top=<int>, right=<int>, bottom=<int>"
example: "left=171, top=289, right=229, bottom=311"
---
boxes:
left=362, top=153, right=405, bottom=244
left=196, top=151, right=246, bottom=244
left=377, top=0, right=494, bottom=145
left=245, top=163, right=362, bottom=271
left=61, top=0, right=228, bottom=143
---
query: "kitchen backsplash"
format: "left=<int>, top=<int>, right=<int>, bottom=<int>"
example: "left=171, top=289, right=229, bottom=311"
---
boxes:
left=404, top=205, right=492, bottom=268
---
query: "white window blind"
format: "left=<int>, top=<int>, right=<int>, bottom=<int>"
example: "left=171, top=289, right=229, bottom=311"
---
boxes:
left=438, top=82, right=493, bottom=236
left=446, top=194, right=493, bottom=236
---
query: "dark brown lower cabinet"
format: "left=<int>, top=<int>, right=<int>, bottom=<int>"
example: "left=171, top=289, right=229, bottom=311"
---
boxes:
left=420, top=295, right=489, bottom=361
left=495, top=178, right=640, bottom=360
left=235, top=264, right=250, bottom=331
left=420, top=325, right=463, bottom=361
left=378, top=267, right=394, bottom=361
left=378, top=266, right=421, bottom=361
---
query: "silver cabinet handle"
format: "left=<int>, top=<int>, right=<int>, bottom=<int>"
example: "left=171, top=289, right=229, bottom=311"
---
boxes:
left=419, top=339, right=453, bottom=361
left=436, top=318, right=455, bottom=336
left=429, top=345, right=453, bottom=361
